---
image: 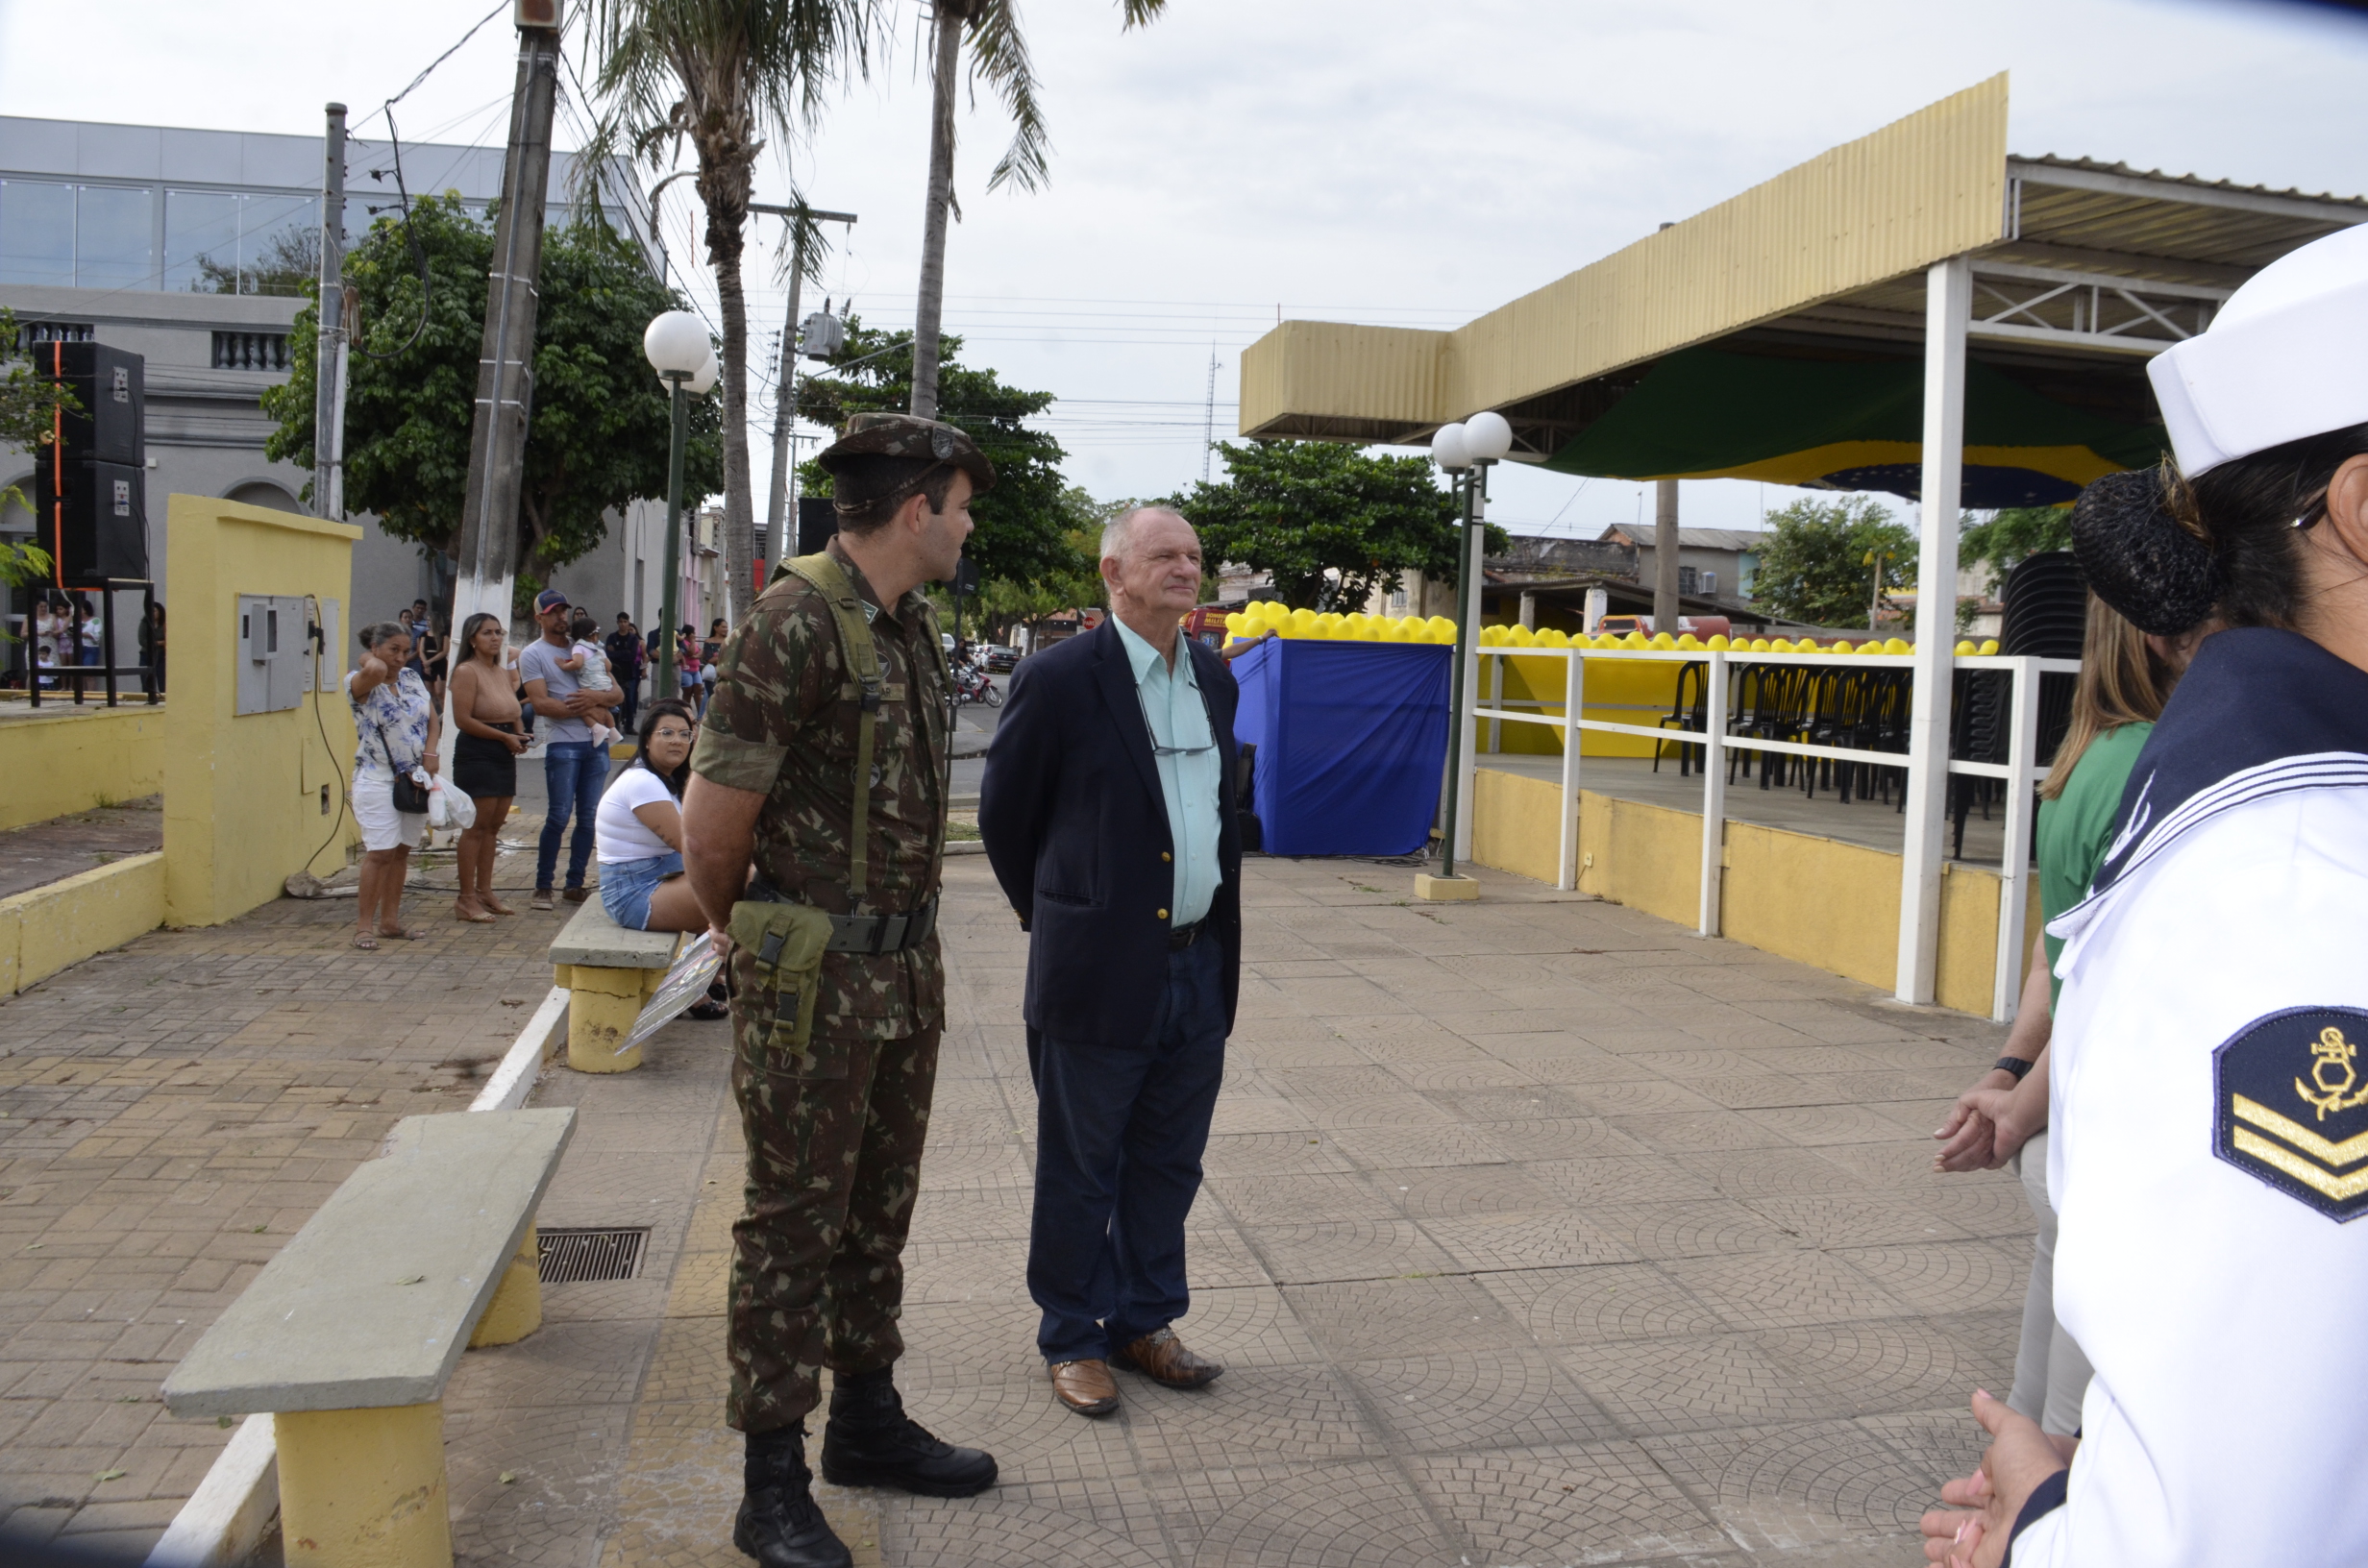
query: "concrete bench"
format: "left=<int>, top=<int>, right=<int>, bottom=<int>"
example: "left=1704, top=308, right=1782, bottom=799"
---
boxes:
left=161, top=1108, right=574, bottom=1568
left=550, top=894, right=681, bottom=1072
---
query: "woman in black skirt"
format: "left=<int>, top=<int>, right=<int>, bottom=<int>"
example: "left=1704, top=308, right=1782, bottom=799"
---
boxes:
left=447, top=612, right=530, bottom=921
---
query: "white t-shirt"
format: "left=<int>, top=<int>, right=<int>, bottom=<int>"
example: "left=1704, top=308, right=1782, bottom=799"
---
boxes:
left=572, top=640, right=614, bottom=691
left=596, top=764, right=679, bottom=864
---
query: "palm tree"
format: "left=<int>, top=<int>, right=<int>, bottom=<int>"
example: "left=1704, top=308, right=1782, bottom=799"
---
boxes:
left=908, top=0, right=1167, bottom=420
left=580, top=0, right=882, bottom=622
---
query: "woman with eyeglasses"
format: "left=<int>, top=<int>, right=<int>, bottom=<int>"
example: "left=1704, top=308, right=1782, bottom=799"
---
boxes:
left=594, top=699, right=707, bottom=934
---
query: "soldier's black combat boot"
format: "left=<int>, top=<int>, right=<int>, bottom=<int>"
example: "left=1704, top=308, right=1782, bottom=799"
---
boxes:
left=733, top=1424, right=851, bottom=1568
left=819, top=1366, right=999, bottom=1497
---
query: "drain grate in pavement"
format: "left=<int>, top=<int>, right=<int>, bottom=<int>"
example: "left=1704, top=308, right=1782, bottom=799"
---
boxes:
left=536, top=1227, right=648, bottom=1283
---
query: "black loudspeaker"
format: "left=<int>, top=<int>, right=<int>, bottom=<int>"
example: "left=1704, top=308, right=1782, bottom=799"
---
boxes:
left=795, top=496, right=837, bottom=557
left=36, top=342, right=144, bottom=465
left=35, top=459, right=149, bottom=586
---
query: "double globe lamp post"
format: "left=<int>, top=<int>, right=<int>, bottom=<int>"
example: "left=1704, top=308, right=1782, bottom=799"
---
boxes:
left=1425, top=409, right=1514, bottom=896
left=643, top=310, right=719, bottom=701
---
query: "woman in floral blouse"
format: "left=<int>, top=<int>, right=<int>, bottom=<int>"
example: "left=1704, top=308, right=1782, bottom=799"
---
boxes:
left=347, top=620, right=441, bottom=950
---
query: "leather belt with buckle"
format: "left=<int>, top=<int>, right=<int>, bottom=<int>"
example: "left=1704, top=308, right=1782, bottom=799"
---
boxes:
left=1167, top=919, right=1204, bottom=951
left=748, top=878, right=939, bottom=955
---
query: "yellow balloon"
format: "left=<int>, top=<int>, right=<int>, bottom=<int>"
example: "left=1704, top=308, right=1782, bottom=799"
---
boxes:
left=1706, top=633, right=1730, bottom=651
left=1645, top=632, right=1674, bottom=649
left=1954, top=639, right=1978, bottom=655
left=1537, top=627, right=1569, bottom=649
left=1386, top=619, right=1413, bottom=642
left=1749, top=637, right=1771, bottom=652
left=1620, top=631, right=1648, bottom=649
left=1427, top=616, right=1456, bottom=639
left=1831, top=640, right=1854, bottom=654
left=1886, top=637, right=1911, bottom=654
left=1675, top=632, right=1701, bottom=649
left=1979, top=639, right=2001, bottom=655
left=1509, top=625, right=1537, bottom=648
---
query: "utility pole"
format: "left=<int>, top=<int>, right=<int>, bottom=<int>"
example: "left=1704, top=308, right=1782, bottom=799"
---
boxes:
left=311, top=104, right=348, bottom=522
left=751, top=203, right=855, bottom=567
left=449, top=7, right=561, bottom=677
left=1202, top=347, right=1220, bottom=483
left=1653, top=478, right=1681, bottom=634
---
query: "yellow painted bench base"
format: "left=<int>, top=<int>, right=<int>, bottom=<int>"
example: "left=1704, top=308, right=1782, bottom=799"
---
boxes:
left=468, top=1225, right=542, bottom=1349
left=277, top=1403, right=450, bottom=1568
left=555, top=964, right=667, bottom=1073
left=1413, top=872, right=1480, bottom=901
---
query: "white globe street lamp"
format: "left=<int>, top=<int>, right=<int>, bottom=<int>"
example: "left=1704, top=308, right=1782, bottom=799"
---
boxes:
left=686, top=348, right=720, bottom=396
left=644, top=310, right=709, bottom=697
left=1463, top=409, right=1513, bottom=463
left=1430, top=421, right=1471, bottom=472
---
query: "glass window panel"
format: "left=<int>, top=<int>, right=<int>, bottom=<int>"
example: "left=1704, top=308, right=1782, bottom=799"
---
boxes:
left=0, top=180, right=77, bottom=287
left=75, top=184, right=156, bottom=289
left=165, top=189, right=243, bottom=293
left=240, top=194, right=317, bottom=296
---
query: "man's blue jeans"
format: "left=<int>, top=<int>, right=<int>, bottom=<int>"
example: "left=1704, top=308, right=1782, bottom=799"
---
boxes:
left=537, top=740, right=606, bottom=892
left=1025, top=933, right=1226, bottom=1365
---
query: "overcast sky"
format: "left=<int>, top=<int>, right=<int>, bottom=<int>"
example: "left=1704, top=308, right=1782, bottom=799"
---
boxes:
left=6, top=0, right=2367, bottom=539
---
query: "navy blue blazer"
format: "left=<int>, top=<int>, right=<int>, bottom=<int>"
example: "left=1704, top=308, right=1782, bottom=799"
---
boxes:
left=977, top=618, right=1243, bottom=1045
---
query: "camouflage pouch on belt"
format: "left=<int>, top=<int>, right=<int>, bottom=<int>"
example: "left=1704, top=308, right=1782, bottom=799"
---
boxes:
left=728, top=900, right=835, bottom=1061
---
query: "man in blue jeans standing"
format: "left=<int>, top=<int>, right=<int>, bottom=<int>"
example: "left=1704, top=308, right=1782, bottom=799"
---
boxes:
left=519, top=588, right=625, bottom=910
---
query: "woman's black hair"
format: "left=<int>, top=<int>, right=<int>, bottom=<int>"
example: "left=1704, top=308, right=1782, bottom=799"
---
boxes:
left=2072, top=423, right=2368, bottom=635
left=634, top=698, right=697, bottom=797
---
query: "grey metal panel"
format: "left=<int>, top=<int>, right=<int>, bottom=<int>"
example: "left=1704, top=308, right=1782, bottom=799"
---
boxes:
left=236, top=131, right=321, bottom=190
left=0, top=116, right=80, bottom=175
left=72, top=121, right=166, bottom=180
left=159, top=127, right=250, bottom=185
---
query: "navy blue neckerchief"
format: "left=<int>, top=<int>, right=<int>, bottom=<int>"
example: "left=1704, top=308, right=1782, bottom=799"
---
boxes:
left=2088, top=626, right=2368, bottom=902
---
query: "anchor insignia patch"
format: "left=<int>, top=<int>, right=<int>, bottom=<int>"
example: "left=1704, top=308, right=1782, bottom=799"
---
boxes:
left=2215, top=1007, right=2368, bottom=1221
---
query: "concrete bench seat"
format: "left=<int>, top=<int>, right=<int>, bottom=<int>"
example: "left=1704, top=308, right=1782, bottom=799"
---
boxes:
left=550, top=894, right=682, bottom=1071
left=162, top=1108, right=574, bottom=1568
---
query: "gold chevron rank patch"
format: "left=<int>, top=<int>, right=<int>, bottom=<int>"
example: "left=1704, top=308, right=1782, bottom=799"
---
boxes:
left=2215, top=1007, right=2368, bottom=1221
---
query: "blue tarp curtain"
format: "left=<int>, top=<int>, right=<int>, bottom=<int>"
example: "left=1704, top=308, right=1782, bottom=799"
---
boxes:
left=1230, top=638, right=1450, bottom=857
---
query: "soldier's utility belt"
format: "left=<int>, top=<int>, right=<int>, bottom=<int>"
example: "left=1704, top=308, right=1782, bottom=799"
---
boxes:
left=745, top=877, right=939, bottom=955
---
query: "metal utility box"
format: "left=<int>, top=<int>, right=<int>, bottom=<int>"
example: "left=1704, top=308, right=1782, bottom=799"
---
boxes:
left=235, top=594, right=313, bottom=716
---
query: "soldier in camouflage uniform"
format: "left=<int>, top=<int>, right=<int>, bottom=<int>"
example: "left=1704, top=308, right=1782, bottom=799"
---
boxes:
left=681, top=413, right=999, bottom=1568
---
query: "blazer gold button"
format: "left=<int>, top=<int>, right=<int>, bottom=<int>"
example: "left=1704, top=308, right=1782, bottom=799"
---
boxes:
left=1156, top=908, right=1169, bottom=920
left=1161, top=851, right=1172, bottom=863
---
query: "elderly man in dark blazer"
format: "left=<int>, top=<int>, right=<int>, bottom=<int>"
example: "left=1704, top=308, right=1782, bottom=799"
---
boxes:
left=978, top=505, right=1244, bottom=1418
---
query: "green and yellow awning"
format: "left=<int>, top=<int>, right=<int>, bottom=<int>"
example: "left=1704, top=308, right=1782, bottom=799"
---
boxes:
left=1542, top=348, right=2168, bottom=507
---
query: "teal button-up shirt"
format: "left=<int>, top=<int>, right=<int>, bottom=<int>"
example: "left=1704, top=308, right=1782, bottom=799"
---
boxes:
left=1111, top=616, right=1223, bottom=926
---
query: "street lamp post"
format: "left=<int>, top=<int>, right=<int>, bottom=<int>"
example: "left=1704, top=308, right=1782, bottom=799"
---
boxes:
left=645, top=311, right=713, bottom=705
left=1423, top=411, right=1513, bottom=900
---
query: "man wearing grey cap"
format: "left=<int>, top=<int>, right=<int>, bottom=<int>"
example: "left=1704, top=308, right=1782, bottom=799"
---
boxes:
left=680, top=413, right=999, bottom=1568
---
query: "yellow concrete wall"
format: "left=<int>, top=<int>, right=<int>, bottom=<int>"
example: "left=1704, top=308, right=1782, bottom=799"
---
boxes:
left=0, top=852, right=165, bottom=994
left=0, top=706, right=165, bottom=830
left=1470, top=765, right=2038, bottom=1016
left=162, top=496, right=362, bottom=928
left=1485, top=656, right=1681, bottom=760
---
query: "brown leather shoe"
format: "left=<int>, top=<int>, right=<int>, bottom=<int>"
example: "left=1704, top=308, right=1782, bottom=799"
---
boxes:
left=1048, top=1359, right=1119, bottom=1417
left=1115, top=1327, right=1224, bottom=1389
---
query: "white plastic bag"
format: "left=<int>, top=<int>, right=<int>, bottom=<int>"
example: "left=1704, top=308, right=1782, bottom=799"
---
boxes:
left=426, top=773, right=477, bottom=830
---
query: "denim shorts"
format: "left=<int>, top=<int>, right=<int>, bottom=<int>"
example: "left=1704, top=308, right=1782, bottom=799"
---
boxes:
left=600, top=851, right=684, bottom=930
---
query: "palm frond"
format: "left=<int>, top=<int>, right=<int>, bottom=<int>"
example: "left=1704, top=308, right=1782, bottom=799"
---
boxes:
left=1115, top=0, right=1168, bottom=27
left=966, top=0, right=1048, bottom=195
left=763, top=193, right=839, bottom=286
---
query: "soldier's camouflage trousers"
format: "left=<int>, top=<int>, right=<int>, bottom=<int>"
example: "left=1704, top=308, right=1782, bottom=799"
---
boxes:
left=726, top=1005, right=942, bottom=1434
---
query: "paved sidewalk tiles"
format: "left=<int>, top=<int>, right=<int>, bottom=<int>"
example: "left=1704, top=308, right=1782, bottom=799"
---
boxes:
left=2, top=849, right=2024, bottom=1566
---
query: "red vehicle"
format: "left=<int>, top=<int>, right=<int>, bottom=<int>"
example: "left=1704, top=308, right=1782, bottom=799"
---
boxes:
left=1592, top=613, right=1733, bottom=640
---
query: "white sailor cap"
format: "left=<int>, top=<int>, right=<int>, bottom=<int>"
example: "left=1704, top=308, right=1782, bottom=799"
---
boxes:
left=2149, top=223, right=2368, bottom=477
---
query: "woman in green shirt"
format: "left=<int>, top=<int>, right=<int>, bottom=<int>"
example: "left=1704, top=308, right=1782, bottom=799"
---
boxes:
left=1932, top=591, right=2198, bottom=1435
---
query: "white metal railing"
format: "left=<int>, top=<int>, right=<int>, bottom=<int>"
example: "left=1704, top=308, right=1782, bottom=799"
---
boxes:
left=1466, top=647, right=2081, bottom=1022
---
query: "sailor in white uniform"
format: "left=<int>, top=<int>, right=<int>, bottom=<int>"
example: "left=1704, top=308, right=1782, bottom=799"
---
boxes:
left=1923, top=224, right=2368, bottom=1566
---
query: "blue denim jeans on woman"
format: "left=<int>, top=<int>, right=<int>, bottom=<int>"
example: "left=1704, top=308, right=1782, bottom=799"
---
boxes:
left=537, top=740, right=607, bottom=892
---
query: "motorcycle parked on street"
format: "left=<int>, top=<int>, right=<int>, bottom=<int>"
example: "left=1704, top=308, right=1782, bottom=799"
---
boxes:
left=952, top=659, right=1002, bottom=708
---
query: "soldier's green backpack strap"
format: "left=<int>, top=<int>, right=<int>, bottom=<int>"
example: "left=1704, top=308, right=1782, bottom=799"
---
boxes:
left=779, top=550, right=881, bottom=906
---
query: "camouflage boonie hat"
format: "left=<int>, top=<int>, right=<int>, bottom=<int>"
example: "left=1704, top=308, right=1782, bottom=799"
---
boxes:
left=818, top=412, right=997, bottom=492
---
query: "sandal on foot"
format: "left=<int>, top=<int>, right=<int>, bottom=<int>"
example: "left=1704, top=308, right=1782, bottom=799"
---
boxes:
left=455, top=905, right=497, bottom=924
left=376, top=925, right=424, bottom=941
left=351, top=932, right=381, bottom=951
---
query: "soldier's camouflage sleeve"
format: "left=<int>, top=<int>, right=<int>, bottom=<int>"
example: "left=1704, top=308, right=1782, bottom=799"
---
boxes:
left=689, top=596, right=832, bottom=793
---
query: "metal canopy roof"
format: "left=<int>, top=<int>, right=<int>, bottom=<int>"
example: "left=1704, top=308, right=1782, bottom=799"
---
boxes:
left=1238, top=77, right=2368, bottom=476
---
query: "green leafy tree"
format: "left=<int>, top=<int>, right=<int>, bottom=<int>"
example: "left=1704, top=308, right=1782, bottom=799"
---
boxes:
left=1751, top=495, right=1917, bottom=629
left=1172, top=440, right=1496, bottom=611
left=968, top=485, right=1105, bottom=640
left=794, top=317, right=1075, bottom=586
left=1959, top=505, right=2074, bottom=597
left=0, top=310, right=68, bottom=613
left=262, top=196, right=722, bottom=576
